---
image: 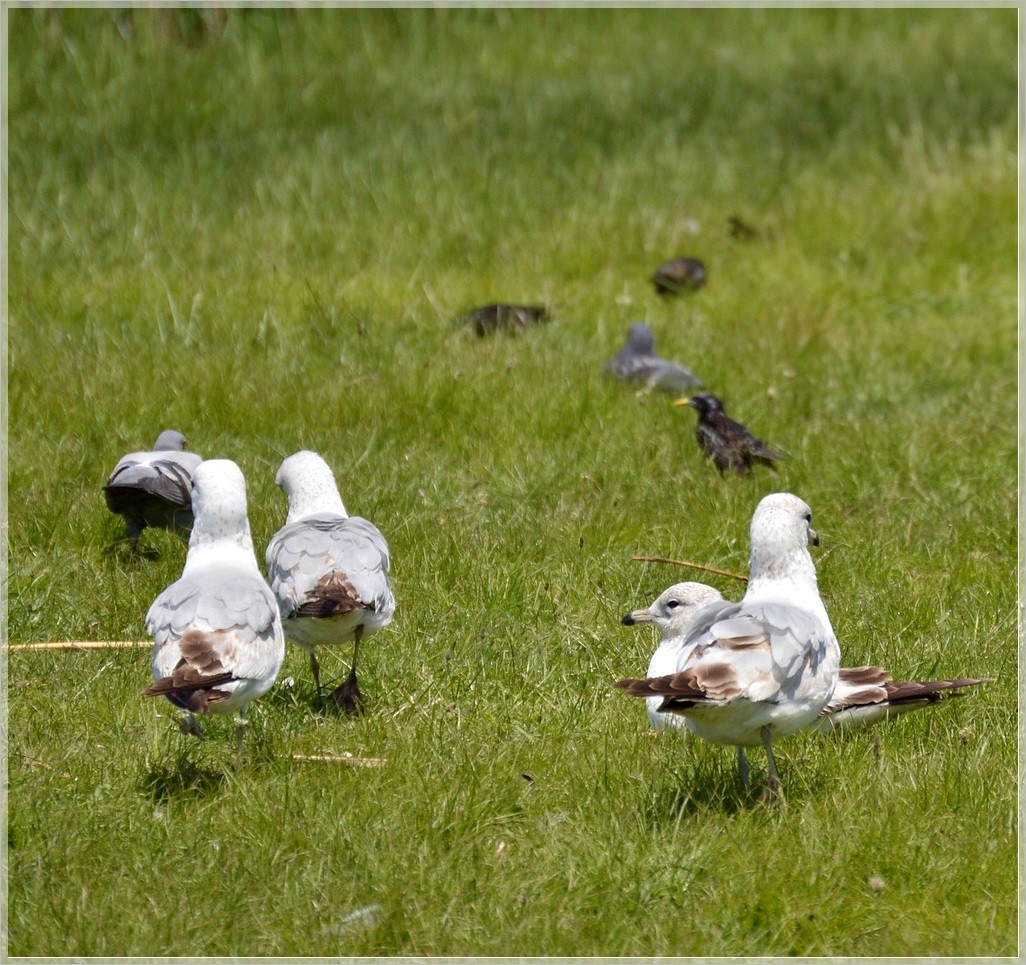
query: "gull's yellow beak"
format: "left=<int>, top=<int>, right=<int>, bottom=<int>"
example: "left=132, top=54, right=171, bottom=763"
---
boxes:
left=672, top=397, right=691, bottom=407
left=621, top=607, right=653, bottom=626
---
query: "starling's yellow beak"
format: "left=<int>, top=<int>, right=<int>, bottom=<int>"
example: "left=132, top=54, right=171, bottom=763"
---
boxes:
left=672, top=397, right=691, bottom=407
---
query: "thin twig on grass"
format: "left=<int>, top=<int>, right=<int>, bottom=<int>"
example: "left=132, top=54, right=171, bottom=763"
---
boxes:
left=7, top=641, right=151, bottom=652
left=291, top=754, right=387, bottom=767
left=631, top=555, right=748, bottom=583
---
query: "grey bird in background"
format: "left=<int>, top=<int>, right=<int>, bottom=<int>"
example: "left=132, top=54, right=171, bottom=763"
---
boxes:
left=266, top=450, right=395, bottom=714
left=651, top=256, right=706, bottom=296
left=616, top=493, right=840, bottom=803
left=460, top=303, right=550, bottom=336
left=143, top=459, right=285, bottom=764
left=675, top=392, right=786, bottom=476
left=104, top=429, right=204, bottom=551
left=602, top=322, right=702, bottom=395
left=622, top=581, right=991, bottom=736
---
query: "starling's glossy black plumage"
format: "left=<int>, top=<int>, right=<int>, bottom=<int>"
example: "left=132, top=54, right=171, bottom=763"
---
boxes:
left=460, top=303, right=549, bottom=336
left=651, top=257, right=706, bottom=296
left=677, top=392, right=785, bottom=476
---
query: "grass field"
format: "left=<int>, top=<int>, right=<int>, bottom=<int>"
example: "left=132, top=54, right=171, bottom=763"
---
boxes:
left=5, top=7, right=1020, bottom=959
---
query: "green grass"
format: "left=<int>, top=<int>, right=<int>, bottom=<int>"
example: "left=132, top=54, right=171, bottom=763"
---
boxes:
left=5, top=7, right=1019, bottom=958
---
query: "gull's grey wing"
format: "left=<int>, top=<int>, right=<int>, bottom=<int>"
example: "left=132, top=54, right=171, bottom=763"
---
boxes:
left=266, top=514, right=393, bottom=618
left=147, top=567, right=283, bottom=683
left=641, top=599, right=834, bottom=705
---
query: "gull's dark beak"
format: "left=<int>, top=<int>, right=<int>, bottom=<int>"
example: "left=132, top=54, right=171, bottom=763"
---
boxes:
left=809, top=527, right=820, bottom=547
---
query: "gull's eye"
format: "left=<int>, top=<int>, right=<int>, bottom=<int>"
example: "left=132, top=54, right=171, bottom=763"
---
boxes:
left=666, top=600, right=681, bottom=610
left=804, top=512, right=812, bottom=523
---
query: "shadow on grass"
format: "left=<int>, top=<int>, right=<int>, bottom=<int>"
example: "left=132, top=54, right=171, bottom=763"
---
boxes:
left=644, top=751, right=794, bottom=818
left=102, top=538, right=161, bottom=562
left=139, top=746, right=229, bottom=802
left=261, top=676, right=373, bottom=720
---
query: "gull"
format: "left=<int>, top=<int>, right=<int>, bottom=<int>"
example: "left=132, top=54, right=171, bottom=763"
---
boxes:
left=601, top=323, right=702, bottom=395
left=104, top=429, right=203, bottom=551
left=621, top=582, right=726, bottom=730
left=143, top=459, right=285, bottom=762
left=615, top=493, right=840, bottom=802
left=675, top=392, right=785, bottom=476
left=266, top=450, right=395, bottom=714
left=623, top=581, right=991, bottom=736
left=651, top=256, right=706, bottom=295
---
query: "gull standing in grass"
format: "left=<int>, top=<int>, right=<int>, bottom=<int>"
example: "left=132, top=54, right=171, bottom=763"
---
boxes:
left=623, top=581, right=991, bottom=735
left=266, top=450, right=395, bottom=714
left=104, top=429, right=203, bottom=551
left=143, top=459, right=285, bottom=763
left=615, top=493, right=840, bottom=802
left=601, top=322, right=702, bottom=395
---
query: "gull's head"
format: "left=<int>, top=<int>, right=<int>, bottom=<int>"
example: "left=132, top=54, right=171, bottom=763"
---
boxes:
left=674, top=391, right=723, bottom=416
left=188, top=459, right=254, bottom=554
left=748, top=492, right=820, bottom=586
left=625, top=322, right=656, bottom=355
left=622, top=581, right=724, bottom=636
left=153, top=429, right=188, bottom=452
left=276, top=450, right=347, bottom=523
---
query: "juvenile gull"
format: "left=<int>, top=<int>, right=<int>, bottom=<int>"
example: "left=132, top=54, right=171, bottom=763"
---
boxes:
left=675, top=392, right=785, bottom=476
left=266, top=450, right=395, bottom=714
left=623, top=581, right=990, bottom=735
left=601, top=323, right=701, bottom=395
left=616, top=493, right=840, bottom=801
left=143, top=459, right=285, bottom=761
left=104, top=429, right=203, bottom=551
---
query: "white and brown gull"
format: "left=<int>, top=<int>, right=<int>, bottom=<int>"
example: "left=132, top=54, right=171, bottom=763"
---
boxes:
left=266, top=450, right=395, bottom=714
left=615, top=493, right=841, bottom=802
left=622, top=581, right=990, bottom=736
left=104, top=429, right=203, bottom=551
left=143, top=459, right=285, bottom=761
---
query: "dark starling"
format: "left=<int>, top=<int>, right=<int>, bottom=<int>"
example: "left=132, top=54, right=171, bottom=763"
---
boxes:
left=601, top=322, right=701, bottom=394
left=104, top=430, right=203, bottom=551
left=460, top=303, right=549, bottom=336
left=727, top=215, right=760, bottom=241
left=675, top=391, right=785, bottom=476
left=650, top=257, right=706, bottom=296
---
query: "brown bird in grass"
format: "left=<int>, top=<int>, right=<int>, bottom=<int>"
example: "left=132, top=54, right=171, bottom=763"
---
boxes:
left=651, top=257, right=706, bottom=296
left=461, top=303, right=549, bottom=336
left=727, top=215, right=761, bottom=241
left=675, top=391, right=785, bottom=476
